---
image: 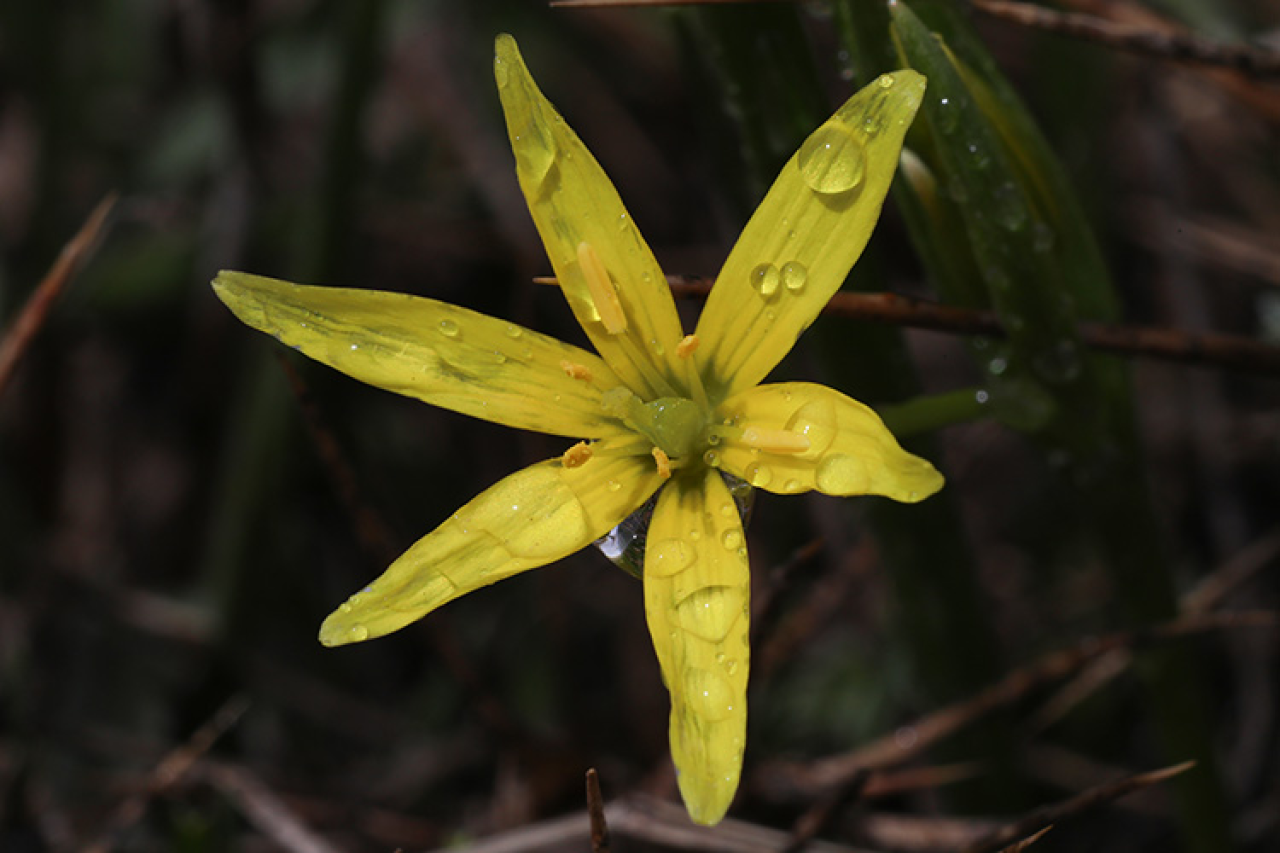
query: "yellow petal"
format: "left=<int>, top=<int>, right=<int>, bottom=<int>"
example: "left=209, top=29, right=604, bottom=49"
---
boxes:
left=695, top=71, right=927, bottom=401
left=320, top=439, right=661, bottom=646
left=644, top=468, right=750, bottom=825
left=213, top=271, right=627, bottom=440
left=715, top=382, right=943, bottom=501
left=494, top=34, right=685, bottom=400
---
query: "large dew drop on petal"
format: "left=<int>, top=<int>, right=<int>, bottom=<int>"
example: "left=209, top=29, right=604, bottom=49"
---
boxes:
left=593, top=473, right=753, bottom=579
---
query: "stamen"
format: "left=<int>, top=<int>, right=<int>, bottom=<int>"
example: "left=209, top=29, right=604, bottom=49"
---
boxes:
left=651, top=447, right=672, bottom=479
left=577, top=241, right=627, bottom=335
left=722, top=426, right=811, bottom=455
left=561, top=441, right=593, bottom=469
left=676, top=334, right=700, bottom=358
left=531, top=276, right=558, bottom=286
left=560, top=360, right=594, bottom=382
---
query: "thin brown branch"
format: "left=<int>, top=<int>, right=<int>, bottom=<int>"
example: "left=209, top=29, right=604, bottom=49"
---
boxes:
left=997, top=825, right=1053, bottom=852
left=960, top=762, right=1195, bottom=853
left=1032, top=528, right=1280, bottom=731
left=81, top=694, right=250, bottom=853
left=586, top=769, right=611, bottom=853
left=764, top=610, right=1275, bottom=796
left=783, top=770, right=870, bottom=853
left=969, top=0, right=1280, bottom=79
left=667, top=278, right=1280, bottom=377
left=202, top=762, right=344, bottom=853
left=0, top=193, right=117, bottom=398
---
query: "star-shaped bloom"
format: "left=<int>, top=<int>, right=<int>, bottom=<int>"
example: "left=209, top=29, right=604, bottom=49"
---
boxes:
left=213, top=35, right=939, bottom=825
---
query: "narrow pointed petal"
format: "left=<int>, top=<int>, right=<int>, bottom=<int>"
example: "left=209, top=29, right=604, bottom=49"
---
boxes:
left=644, top=469, right=750, bottom=825
left=321, top=440, right=661, bottom=646
left=213, top=271, right=627, bottom=440
left=695, top=71, right=927, bottom=401
left=494, top=34, right=686, bottom=400
left=716, top=382, right=943, bottom=501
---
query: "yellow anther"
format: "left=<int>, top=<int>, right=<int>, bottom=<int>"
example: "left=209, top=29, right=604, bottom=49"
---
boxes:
left=561, top=441, right=593, bottom=469
left=740, top=426, right=811, bottom=454
left=652, top=447, right=672, bottom=479
left=531, top=276, right=558, bottom=286
left=675, top=334, right=700, bottom=359
left=560, top=360, right=593, bottom=382
left=577, top=241, right=627, bottom=335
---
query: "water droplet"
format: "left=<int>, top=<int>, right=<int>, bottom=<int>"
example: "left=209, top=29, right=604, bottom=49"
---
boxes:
left=439, top=319, right=459, bottom=338
left=781, top=261, right=808, bottom=293
left=649, top=538, right=694, bottom=577
left=724, top=658, right=739, bottom=675
left=703, top=450, right=720, bottom=467
left=783, top=478, right=801, bottom=493
left=683, top=668, right=736, bottom=721
left=797, top=122, right=866, bottom=194
left=505, top=324, right=523, bottom=339
left=750, top=263, right=780, bottom=298
left=350, top=625, right=369, bottom=642
left=987, top=356, right=1008, bottom=376
left=339, top=601, right=353, bottom=613
left=975, top=389, right=990, bottom=405
left=349, top=343, right=359, bottom=351
left=815, top=454, right=868, bottom=494
left=707, top=433, right=722, bottom=446
left=494, top=55, right=509, bottom=88
left=607, top=479, right=621, bottom=492
left=743, top=462, right=772, bottom=488
left=878, top=73, right=895, bottom=88
left=785, top=398, right=838, bottom=456
left=676, top=586, right=745, bottom=642
left=721, top=530, right=742, bottom=550
left=719, top=503, right=735, bottom=518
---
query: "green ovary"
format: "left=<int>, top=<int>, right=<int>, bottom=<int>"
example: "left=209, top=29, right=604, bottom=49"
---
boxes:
left=602, top=388, right=708, bottom=459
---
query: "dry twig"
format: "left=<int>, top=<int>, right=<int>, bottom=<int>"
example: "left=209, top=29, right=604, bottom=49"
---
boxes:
left=203, top=761, right=344, bottom=853
left=783, top=770, right=870, bottom=853
left=0, top=193, right=117, bottom=398
left=969, top=0, right=1280, bottom=79
left=766, top=610, right=1275, bottom=796
left=586, top=769, right=611, bottom=853
left=666, top=278, right=1280, bottom=377
left=81, top=694, right=249, bottom=853
left=960, top=762, right=1194, bottom=853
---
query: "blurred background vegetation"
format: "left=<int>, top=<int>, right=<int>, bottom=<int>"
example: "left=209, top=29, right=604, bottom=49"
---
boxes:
left=2, top=1, right=1278, bottom=851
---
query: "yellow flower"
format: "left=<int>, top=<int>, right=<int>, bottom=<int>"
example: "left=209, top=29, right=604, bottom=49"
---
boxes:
left=212, top=34, right=939, bottom=826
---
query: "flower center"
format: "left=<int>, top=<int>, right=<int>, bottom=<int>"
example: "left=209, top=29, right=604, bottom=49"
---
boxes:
left=602, top=388, right=707, bottom=460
